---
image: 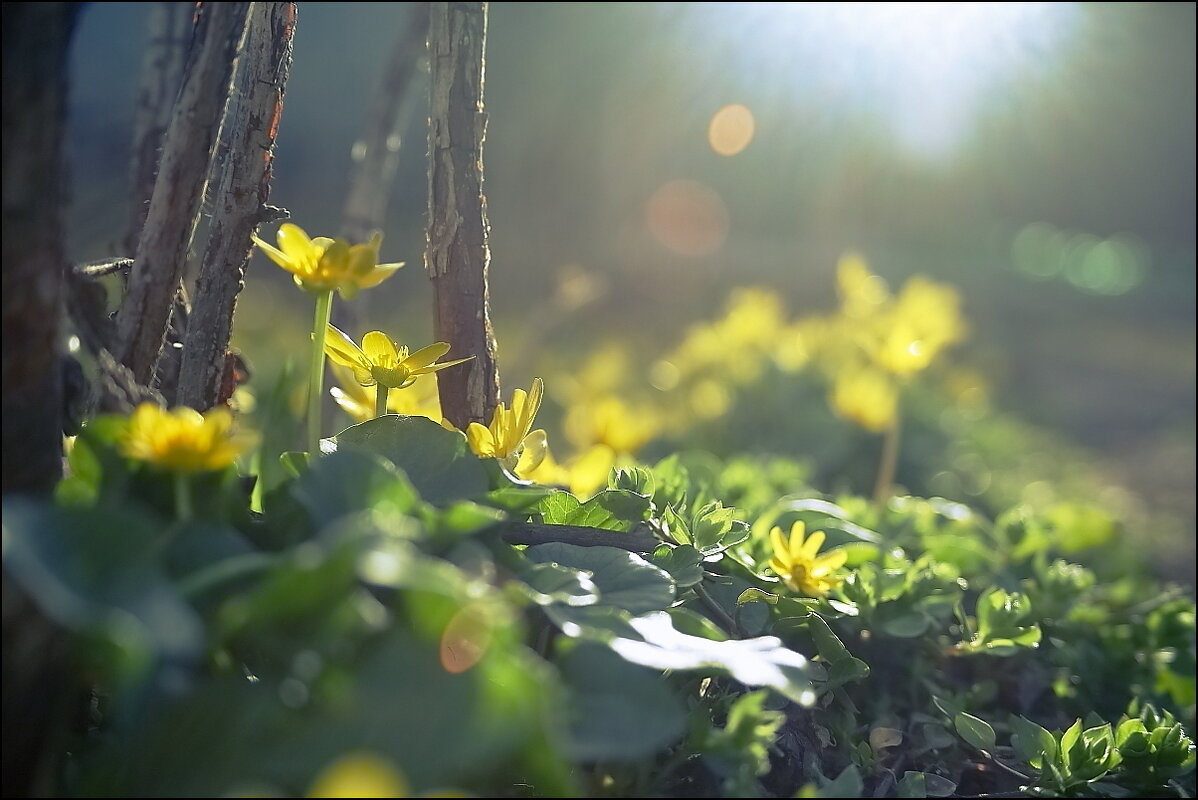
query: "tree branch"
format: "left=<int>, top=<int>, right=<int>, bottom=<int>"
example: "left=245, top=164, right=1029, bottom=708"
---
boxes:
left=125, top=1, right=195, bottom=255
left=177, top=1, right=296, bottom=410
left=426, top=2, right=499, bottom=429
left=116, top=1, right=250, bottom=386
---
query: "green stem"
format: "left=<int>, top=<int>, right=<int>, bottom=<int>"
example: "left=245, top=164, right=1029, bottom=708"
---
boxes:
left=872, top=410, right=902, bottom=509
left=249, top=448, right=264, bottom=513
left=174, top=472, right=193, bottom=522
left=375, top=385, right=390, bottom=418
left=307, top=290, right=334, bottom=457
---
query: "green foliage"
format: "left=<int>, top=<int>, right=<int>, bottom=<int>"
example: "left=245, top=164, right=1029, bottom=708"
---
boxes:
left=6, top=413, right=1194, bottom=797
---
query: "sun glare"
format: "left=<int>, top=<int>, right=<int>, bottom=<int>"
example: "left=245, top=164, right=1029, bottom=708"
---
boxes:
left=693, top=2, right=1080, bottom=158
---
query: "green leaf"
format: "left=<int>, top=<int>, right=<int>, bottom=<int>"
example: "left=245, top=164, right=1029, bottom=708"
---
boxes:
left=1010, top=715, right=1057, bottom=768
left=825, top=657, right=870, bottom=689
left=520, top=563, right=599, bottom=607
left=327, top=415, right=489, bottom=506
left=667, top=606, right=729, bottom=641
left=576, top=489, right=651, bottom=530
left=539, top=490, right=581, bottom=521
left=556, top=642, right=685, bottom=762
left=955, top=712, right=997, bottom=752
left=525, top=543, right=675, bottom=615
left=483, top=483, right=558, bottom=513
left=608, top=466, right=655, bottom=497
left=2, top=499, right=203, bottom=671
left=290, top=448, right=420, bottom=529
left=538, top=489, right=650, bottom=532
left=737, top=587, right=780, bottom=605
left=650, top=544, right=704, bottom=588
left=804, top=613, right=853, bottom=664
left=819, top=765, right=863, bottom=798
left=897, top=770, right=926, bottom=798
left=606, top=611, right=823, bottom=706
left=663, top=504, right=691, bottom=545
left=881, top=611, right=931, bottom=638
left=690, top=500, right=749, bottom=556
left=279, top=450, right=308, bottom=478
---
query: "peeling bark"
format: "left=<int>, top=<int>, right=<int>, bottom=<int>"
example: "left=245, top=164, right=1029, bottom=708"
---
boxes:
left=426, top=1, right=500, bottom=429
left=125, top=2, right=195, bottom=256
left=116, top=1, right=250, bottom=386
left=177, top=2, right=295, bottom=410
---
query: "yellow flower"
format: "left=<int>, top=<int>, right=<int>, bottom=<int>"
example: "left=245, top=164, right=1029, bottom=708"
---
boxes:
left=252, top=223, right=403, bottom=298
left=768, top=521, right=847, bottom=596
left=830, top=367, right=898, bottom=432
left=465, top=378, right=548, bottom=476
left=121, top=403, right=258, bottom=473
left=329, top=362, right=442, bottom=423
left=836, top=251, right=890, bottom=319
left=324, top=324, right=472, bottom=390
left=307, top=752, right=409, bottom=798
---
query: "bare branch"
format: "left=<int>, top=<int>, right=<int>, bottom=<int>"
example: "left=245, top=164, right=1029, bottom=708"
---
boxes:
left=125, top=2, right=195, bottom=255
left=177, top=2, right=296, bottom=410
left=426, top=2, right=500, bottom=429
left=116, top=1, right=251, bottom=386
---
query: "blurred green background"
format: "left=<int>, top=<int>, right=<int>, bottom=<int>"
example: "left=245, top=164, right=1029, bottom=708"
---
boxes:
left=65, top=2, right=1194, bottom=580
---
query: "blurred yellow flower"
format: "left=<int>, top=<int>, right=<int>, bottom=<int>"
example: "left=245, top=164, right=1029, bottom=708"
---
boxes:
left=465, top=378, right=548, bottom=476
left=864, top=277, right=965, bottom=376
left=837, top=251, right=889, bottom=319
left=121, top=403, right=258, bottom=473
left=252, top=223, right=403, bottom=298
left=768, top=520, right=846, bottom=596
left=329, top=362, right=442, bottom=424
left=830, top=368, right=898, bottom=432
left=564, top=395, right=661, bottom=453
left=307, top=752, right=409, bottom=798
left=305, top=751, right=470, bottom=798
left=324, top=324, right=471, bottom=390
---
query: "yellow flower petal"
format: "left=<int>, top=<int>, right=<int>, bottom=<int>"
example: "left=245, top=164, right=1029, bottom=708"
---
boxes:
left=787, top=520, right=808, bottom=559
left=814, top=548, right=847, bottom=572
left=415, top=356, right=474, bottom=375
left=769, top=526, right=789, bottom=566
left=324, top=324, right=366, bottom=368
left=800, top=529, right=826, bottom=560
left=516, top=429, right=548, bottom=476
left=362, top=331, right=399, bottom=365
left=250, top=234, right=295, bottom=271
left=277, top=222, right=317, bottom=258
left=403, top=342, right=452, bottom=371
left=466, top=421, right=496, bottom=457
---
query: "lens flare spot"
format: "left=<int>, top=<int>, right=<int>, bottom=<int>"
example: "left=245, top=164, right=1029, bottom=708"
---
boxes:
left=439, top=604, right=493, bottom=674
left=646, top=179, right=729, bottom=256
left=708, top=103, right=755, bottom=156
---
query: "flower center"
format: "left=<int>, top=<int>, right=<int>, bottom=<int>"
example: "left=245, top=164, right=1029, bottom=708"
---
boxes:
left=370, top=365, right=411, bottom=389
